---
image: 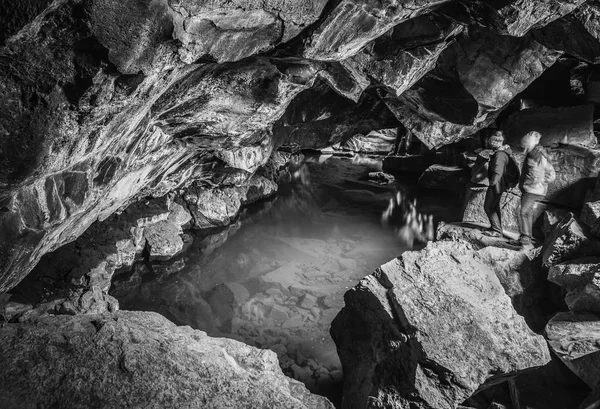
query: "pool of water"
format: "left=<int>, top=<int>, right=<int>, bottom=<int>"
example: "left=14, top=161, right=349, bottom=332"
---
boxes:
left=110, top=155, right=461, bottom=404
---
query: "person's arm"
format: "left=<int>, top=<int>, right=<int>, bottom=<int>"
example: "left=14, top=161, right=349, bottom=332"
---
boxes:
left=544, top=157, right=556, bottom=184
left=489, top=152, right=508, bottom=187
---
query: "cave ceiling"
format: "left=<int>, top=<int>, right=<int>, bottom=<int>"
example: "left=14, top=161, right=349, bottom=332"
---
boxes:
left=1, top=0, right=600, bottom=290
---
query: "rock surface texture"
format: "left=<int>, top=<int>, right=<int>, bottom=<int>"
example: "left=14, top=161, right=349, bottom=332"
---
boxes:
left=0, top=310, right=334, bottom=409
left=331, top=240, right=550, bottom=409
left=3, top=0, right=600, bottom=290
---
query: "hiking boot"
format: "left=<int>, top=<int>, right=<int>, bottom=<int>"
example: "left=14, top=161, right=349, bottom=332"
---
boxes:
left=482, top=229, right=503, bottom=238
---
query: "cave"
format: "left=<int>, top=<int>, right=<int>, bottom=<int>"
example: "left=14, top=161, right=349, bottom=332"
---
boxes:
left=2, top=1, right=600, bottom=408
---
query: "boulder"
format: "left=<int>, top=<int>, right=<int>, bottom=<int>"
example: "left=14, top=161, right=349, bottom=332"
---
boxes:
left=340, top=129, right=396, bottom=154
left=331, top=240, right=550, bottom=409
left=143, top=220, right=184, bottom=260
left=503, top=105, right=596, bottom=148
left=418, top=165, right=467, bottom=193
left=542, top=208, right=570, bottom=237
left=543, top=145, right=600, bottom=209
left=548, top=257, right=600, bottom=313
left=545, top=311, right=600, bottom=389
left=167, top=201, right=193, bottom=229
left=462, top=186, right=527, bottom=235
left=581, top=201, right=600, bottom=238
left=541, top=213, right=600, bottom=268
left=0, top=311, right=333, bottom=409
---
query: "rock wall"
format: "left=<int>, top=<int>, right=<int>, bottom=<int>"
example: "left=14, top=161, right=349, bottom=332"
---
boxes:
left=3, top=0, right=600, bottom=303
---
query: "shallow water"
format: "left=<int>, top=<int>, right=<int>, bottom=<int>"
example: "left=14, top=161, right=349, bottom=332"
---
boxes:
left=110, top=156, right=460, bottom=403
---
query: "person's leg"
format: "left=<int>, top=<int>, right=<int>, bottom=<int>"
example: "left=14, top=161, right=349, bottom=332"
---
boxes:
left=519, top=193, right=542, bottom=244
left=484, top=187, right=502, bottom=233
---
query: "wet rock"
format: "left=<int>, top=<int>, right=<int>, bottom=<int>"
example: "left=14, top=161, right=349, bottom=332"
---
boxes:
left=367, top=172, right=395, bottom=185
left=143, top=220, right=184, bottom=260
left=183, top=175, right=277, bottom=229
left=545, top=311, right=600, bottom=389
left=58, top=286, right=119, bottom=316
left=206, top=282, right=251, bottom=332
left=0, top=311, right=333, bottom=409
left=541, top=213, right=600, bottom=268
left=503, top=105, right=596, bottom=148
left=167, top=201, right=192, bottom=229
left=331, top=240, right=550, bottom=409
left=383, top=154, right=437, bottom=175
left=548, top=258, right=600, bottom=313
left=419, top=165, right=467, bottom=193
left=340, top=129, right=396, bottom=154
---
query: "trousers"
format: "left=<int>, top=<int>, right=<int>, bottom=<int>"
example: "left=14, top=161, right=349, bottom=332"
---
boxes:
left=484, top=185, right=504, bottom=233
left=519, top=192, right=543, bottom=242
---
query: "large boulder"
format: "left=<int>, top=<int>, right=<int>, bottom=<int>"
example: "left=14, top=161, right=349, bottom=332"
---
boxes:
left=331, top=240, right=550, bottom=409
left=581, top=201, right=600, bottom=238
left=419, top=165, right=467, bottom=193
left=541, top=213, right=600, bottom=268
left=503, top=105, right=596, bottom=148
left=340, top=129, right=396, bottom=154
left=462, top=186, right=525, bottom=235
left=548, top=257, right=600, bottom=314
left=545, top=311, right=600, bottom=389
left=0, top=310, right=333, bottom=409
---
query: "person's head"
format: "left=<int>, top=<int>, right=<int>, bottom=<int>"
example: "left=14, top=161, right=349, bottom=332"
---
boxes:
left=488, top=131, right=504, bottom=150
left=521, top=131, right=542, bottom=152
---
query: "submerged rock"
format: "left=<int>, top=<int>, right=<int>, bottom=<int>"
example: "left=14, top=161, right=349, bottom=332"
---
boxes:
left=545, top=311, right=600, bottom=389
left=331, top=240, right=550, bottom=409
left=0, top=310, right=334, bottom=409
left=418, top=164, right=467, bottom=193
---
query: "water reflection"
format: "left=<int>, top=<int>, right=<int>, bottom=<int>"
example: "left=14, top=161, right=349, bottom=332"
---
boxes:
left=110, top=155, right=459, bottom=403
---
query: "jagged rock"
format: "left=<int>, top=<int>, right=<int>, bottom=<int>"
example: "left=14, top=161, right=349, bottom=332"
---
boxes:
left=57, top=286, right=119, bottom=315
left=303, top=0, right=452, bottom=61
left=183, top=174, right=277, bottom=229
left=542, top=208, right=570, bottom=237
left=273, top=81, right=399, bottom=149
left=462, top=186, right=525, bottom=234
left=541, top=213, right=600, bottom=268
left=418, top=165, right=467, bottom=193
left=500, top=0, right=588, bottom=37
left=143, top=220, right=184, bottom=260
left=545, top=311, right=600, bottom=389
left=171, top=0, right=328, bottom=64
left=331, top=240, right=550, bottom=409
left=0, top=310, right=333, bottom=409
left=541, top=145, right=600, bottom=209
left=388, top=28, right=560, bottom=148
left=340, top=129, right=396, bottom=153
left=503, top=105, right=596, bottom=147
left=548, top=257, right=600, bottom=313
left=581, top=201, right=600, bottom=238
left=167, top=200, right=193, bottom=228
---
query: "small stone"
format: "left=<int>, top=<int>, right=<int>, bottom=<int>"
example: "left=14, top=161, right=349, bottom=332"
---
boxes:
left=298, top=293, right=318, bottom=310
left=269, top=305, right=290, bottom=323
left=337, top=258, right=357, bottom=271
left=282, top=315, right=304, bottom=329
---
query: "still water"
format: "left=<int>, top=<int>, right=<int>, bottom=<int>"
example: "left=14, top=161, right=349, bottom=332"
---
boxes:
left=110, top=155, right=460, bottom=403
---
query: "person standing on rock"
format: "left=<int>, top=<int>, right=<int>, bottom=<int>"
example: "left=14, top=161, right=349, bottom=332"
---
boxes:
left=509, top=131, right=556, bottom=249
left=482, top=131, right=520, bottom=238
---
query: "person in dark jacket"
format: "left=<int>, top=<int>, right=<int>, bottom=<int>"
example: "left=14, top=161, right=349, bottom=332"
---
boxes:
left=482, top=131, right=513, bottom=237
left=509, top=131, right=556, bottom=248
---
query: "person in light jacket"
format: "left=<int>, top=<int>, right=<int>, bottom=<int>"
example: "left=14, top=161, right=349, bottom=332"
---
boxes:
left=510, top=131, right=556, bottom=248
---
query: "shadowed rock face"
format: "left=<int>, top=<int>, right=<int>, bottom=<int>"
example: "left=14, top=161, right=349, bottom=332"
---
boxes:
left=0, top=310, right=334, bottom=409
left=2, top=0, right=600, bottom=293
